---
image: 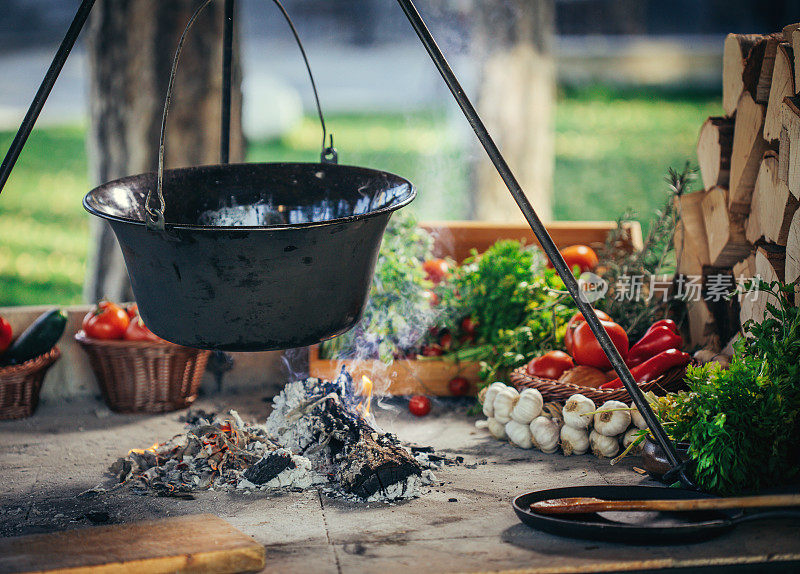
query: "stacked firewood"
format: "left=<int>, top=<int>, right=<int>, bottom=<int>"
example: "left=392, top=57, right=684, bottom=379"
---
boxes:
left=677, top=23, right=800, bottom=352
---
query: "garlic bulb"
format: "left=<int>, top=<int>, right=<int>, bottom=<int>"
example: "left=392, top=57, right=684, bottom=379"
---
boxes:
left=562, top=394, right=595, bottom=429
left=630, top=402, right=647, bottom=430
left=505, top=420, right=533, bottom=449
left=590, top=429, right=619, bottom=458
left=481, top=382, right=508, bottom=418
left=560, top=425, right=589, bottom=456
left=622, top=427, right=644, bottom=452
left=530, top=416, right=561, bottom=454
left=487, top=417, right=507, bottom=440
left=593, top=400, right=631, bottom=437
left=493, top=387, right=520, bottom=424
left=511, top=388, right=544, bottom=424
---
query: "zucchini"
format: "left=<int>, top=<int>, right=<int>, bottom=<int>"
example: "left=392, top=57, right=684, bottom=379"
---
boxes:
left=1, top=309, right=67, bottom=366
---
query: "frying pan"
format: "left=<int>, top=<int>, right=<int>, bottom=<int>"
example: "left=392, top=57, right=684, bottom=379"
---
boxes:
left=513, top=486, right=800, bottom=544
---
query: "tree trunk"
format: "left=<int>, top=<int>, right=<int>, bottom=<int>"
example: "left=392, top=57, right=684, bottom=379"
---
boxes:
left=471, top=0, right=555, bottom=222
left=84, top=0, right=244, bottom=303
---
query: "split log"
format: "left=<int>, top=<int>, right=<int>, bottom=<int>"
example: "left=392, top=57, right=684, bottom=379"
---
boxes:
left=741, top=246, right=785, bottom=326
left=764, top=43, right=795, bottom=142
left=782, top=23, right=800, bottom=43
left=780, top=96, right=800, bottom=199
left=697, top=117, right=734, bottom=189
left=733, top=254, right=756, bottom=282
left=794, top=30, right=800, bottom=88
left=757, top=243, right=786, bottom=282
left=702, top=186, right=752, bottom=267
left=674, top=190, right=710, bottom=267
left=786, top=210, right=800, bottom=304
left=729, top=92, right=770, bottom=212
left=752, top=151, right=799, bottom=245
left=723, top=33, right=764, bottom=116
left=742, top=34, right=782, bottom=104
left=686, top=300, right=719, bottom=351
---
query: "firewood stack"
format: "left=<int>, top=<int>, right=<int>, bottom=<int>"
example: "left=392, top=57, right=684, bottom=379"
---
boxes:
left=677, top=23, right=800, bottom=352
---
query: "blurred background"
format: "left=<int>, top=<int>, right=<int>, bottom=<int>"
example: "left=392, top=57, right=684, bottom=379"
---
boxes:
left=0, top=0, right=793, bottom=305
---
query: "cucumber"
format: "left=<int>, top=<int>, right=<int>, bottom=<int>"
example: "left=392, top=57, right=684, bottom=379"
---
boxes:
left=1, top=309, right=67, bottom=366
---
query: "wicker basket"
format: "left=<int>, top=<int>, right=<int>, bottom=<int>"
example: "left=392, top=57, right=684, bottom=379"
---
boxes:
left=509, top=364, right=688, bottom=404
left=0, top=346, right=61, bottom=420
left=75, top=332, right=211, bottom=413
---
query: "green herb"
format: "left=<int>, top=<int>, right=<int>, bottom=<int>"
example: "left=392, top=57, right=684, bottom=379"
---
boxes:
left=658, top=281, right=800, bottom=495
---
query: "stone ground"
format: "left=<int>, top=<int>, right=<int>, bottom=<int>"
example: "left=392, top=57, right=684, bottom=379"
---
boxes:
left=1, top=393, right=799, bottom=573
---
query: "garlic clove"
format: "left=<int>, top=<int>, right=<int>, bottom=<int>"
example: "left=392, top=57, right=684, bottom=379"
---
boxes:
left=589, top=429, right=619, bottom=458
left=481, top=382, right=509, bottom=418
left=630, top=402, right=647, bottom=429
left=623, top=427, right=644, bottom=452
left=594, top=400, right=632, bottom=437
left=487, top=417, right=507, bottom=440
left=562, top=394, right=595, bottom=430
left=505, top=420, right=533, bottom=449
left=560, top=424, right=590, bottom=456
left=511, top=388, right=544, bottom=424
left=493, top=387, right=519, bottom=424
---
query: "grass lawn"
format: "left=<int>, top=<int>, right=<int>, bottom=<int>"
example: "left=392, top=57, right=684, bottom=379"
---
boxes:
left=0, top=87, right=720, bottom=306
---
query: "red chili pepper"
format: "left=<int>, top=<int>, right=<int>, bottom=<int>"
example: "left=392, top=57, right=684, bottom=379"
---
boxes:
left=600, top=349, right=691, bottom=390
left=626, top=325, right=683, bottom=368
left=647, top=319, right=680, bottom=335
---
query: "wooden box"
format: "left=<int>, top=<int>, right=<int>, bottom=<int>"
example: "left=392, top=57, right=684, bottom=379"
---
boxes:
left=308, top=220, right=642, bottom=396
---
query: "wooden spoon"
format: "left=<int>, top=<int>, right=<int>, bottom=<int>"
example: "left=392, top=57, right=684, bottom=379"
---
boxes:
left=530, top=494, right=800, bottom=514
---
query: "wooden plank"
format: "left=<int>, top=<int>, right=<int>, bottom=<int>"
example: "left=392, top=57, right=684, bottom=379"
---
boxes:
left=420, top=220, right=643, bottom=263
left=0, top=514, right=265, bottom=574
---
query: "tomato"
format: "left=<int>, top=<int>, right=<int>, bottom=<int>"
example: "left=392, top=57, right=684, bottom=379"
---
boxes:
left=564, top=310, right=612, bottom=354
left=548, top=245, right=599, bottom=274
left=0, top=316, right=12, bottom=354
left=408, top=395, right=431, bottom=416
left=126, top=303, right=139, bottom=319
left=439, top=332, right=452, bottom=350
left=82, top=301, right=130, bottom=339
left=571, top=319, right=628, bottom=370
left=422, top=258, right=450, bottom=284
left=124, top=316, right=161, bottom=342
left=525, top=350, right=574, bottom=380
left=420, top=344, right=443, bottom=357
left=447, top=376, right=470, bottom=396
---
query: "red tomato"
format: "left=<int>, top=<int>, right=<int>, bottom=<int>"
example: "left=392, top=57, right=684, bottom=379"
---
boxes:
left=447, top=376, right=470, bottom=396
left=439, top=332, right=452, bottom=350
left=0, top=316, right=12, bottom=354
left=82, top=301, right=130, bottom=339
left=525, top=350, right=575, bottom=380
left=409, top=395, right=432, bottom=416
left=420, top=344, right=444, bottom=357
left=126, top=303, right=139, bottom=318
left=571, top=320, right=629, bottom=370
left=564, top=310, right=612, bottom=354
left=560, top=245, right=599, bottom=273
left=422, top=258, right=450, bottom=284
left=124, top=316, right=161, bottom=342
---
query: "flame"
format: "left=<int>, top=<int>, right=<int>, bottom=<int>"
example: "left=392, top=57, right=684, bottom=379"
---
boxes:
left=129, top=442, right=160, bottom=455
left=356, top=375, right=373, bottom=417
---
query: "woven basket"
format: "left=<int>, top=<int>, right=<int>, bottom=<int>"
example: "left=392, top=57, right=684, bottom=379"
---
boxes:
left=0, top=346, right=61, bottom=420
left=75, top=332, right=211, bottom=413
left=509, top=364, right=688, bottom=404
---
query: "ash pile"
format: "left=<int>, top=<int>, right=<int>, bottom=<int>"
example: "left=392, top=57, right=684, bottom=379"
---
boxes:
left=109, top=370, right=438, bottom=502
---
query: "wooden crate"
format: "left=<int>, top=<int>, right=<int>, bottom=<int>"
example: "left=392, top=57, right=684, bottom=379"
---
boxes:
left=308, top=220, right=642, bottom=396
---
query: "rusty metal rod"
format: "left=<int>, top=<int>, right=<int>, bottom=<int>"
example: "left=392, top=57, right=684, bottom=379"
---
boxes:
left=0, top=0, right=96, bottom=196
left=394, top=0, right=694, bottom=488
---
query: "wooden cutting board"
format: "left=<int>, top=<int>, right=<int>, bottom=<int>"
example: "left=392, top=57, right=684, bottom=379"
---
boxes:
left=0, top=514, right=265, bottom=574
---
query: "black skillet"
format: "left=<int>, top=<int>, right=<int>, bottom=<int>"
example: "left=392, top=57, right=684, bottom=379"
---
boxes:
left=513, top=485, right=800, bottom=544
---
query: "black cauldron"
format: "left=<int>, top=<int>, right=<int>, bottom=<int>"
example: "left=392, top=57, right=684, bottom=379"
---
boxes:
left=83, top=162, right=415, bottom=351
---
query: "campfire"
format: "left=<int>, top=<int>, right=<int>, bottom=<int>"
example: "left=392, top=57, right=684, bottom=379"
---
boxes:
left=109, top=369, right=438, bottom=502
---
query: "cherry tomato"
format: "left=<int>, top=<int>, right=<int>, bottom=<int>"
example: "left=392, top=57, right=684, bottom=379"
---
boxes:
left=564, top=310, right=612, bottom=354
left=422, top=258, right=450, bottom=284
left=408, top=395, right=431, bottom=416
left=439, top=332, right=452, bottom=350
left=0, top=316, right=12, bottom=354
left=420, top=344, right=444, bottom=357
left=124, top=316, right=161, bottom=342
left=126, top=303, right=139, bottom=319
left=525, top=350, right=575, bottom=380
left=547, top=245, right=599, bottom=274
left=447, top=376, right=470, bottom=396
left=571, top=319, right=628, bottom=370
left=82, top=301, right=130, bottom=339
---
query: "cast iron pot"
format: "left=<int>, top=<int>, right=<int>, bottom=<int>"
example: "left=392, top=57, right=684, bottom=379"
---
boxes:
left=83, top=162, right=415, bottom=351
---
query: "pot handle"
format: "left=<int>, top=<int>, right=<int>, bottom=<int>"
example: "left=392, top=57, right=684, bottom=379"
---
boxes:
left=146, top=0, right=335, bottom=231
